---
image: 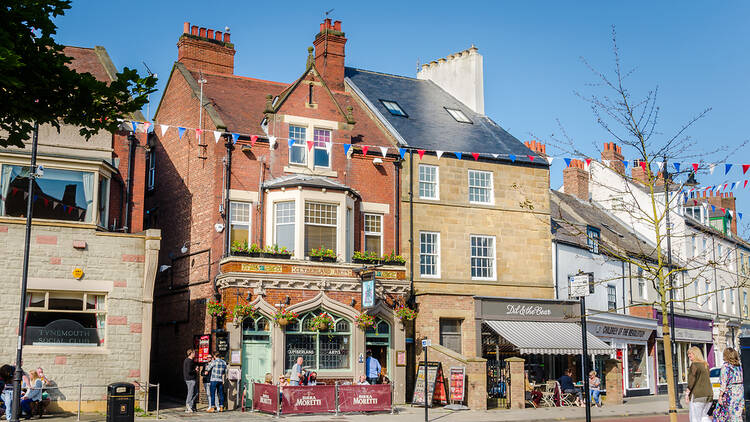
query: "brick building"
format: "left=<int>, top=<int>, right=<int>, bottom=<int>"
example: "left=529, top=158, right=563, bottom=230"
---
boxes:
left=150, top=21, right=408, bottom=404
left=0, top=46, right=160, bottom=411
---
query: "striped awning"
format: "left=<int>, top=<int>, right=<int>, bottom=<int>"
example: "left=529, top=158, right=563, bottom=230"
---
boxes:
left=484, top=320, right=613, bottom=355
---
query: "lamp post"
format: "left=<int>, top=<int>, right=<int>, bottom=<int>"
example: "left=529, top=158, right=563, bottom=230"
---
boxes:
left=11, top=122, right=39, bottom=422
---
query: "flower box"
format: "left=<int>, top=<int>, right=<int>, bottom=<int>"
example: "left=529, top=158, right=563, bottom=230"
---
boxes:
left=311, top=256, right=337, bottom=263
left=263, top=253, right=292, bottom=259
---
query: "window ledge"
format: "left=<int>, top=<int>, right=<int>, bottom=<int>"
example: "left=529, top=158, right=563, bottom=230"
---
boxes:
left=283, top=166, right=337, bottom=178
left=23, top=345, right=109, bottom=355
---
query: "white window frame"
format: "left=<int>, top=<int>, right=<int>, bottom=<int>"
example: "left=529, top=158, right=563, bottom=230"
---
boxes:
left=288, top=125, right=307, bottom=165
left=419, top=231, right=440, bottom=278
left=97, top=175, right=110, bottom=229
left=363, top=213, right=383, bottom=256
left=273, top=201, right=295, bottom=251
left=468, top=169, right=494, bottom=205
left=304, top=201, right=338, bottom=255
left=229, top=201, right=252, bottom=246
left=470, top=234, right=496, bottom=281
left=445, top=107, right=472, bottom=124
left=312, top=128, right=331, bottom=169
left=25, top=290, right=107, bottom=347
left=380, top=100, right=407, bottom=117
left=587, top=226, right=601, bottom=255
left=146, top=148, right=156, bottom=190
left=637, top=267, right=646, bottom=300
left=418, top=165, right=439, bottom=200
left=607, top=285, right=617, bottom=311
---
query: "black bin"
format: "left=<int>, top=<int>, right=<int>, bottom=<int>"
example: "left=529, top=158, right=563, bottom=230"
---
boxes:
left=107, top=383, right=135, bottom=422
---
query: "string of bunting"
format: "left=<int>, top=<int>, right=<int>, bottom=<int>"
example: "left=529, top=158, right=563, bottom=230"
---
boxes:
left=125, top=120, right=750, bottom=217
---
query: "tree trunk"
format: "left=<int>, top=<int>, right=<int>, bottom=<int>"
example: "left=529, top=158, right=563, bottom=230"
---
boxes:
left=661, top=307, right=679, bottom=422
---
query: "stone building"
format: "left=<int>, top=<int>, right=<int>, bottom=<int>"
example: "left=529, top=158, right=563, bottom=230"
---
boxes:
left=346, top=50, right=555, bottom=409
left=0, top=46, right=160, bottom=411
left=150, top=20, right=408, bottom=404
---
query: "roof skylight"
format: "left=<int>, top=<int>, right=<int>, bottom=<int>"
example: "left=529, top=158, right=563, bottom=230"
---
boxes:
left=380, top=100, right=407, bottom=117
left=445, top=107, right=472, bottom=124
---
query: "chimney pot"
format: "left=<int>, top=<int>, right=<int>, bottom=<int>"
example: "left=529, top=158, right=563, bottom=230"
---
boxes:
left=199, top=27, right=206, bottom=38
left=223, top=32, right=230, bottom=43
left=334, top=20, right=341, bottom=31
left=207, top=29, right=214, bottom=39
left=325, top=18, right=332, bottom=28
left=178, top=22, right=235, bottom=75
left=191, top=25, right=199, bottom=36
left=183, top=22, right=190, bottom=34
left=215, top=31, right=222, bottom=41
left=320, top=23, right=325, bottom=32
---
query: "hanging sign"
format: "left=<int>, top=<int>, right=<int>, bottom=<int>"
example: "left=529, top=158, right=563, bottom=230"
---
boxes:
left=362, top=277, right=375, bottom=309
left=195, top=334, right=211, bottom=363
left=449, top=367, right=466, bottom=403
left=569, top=272, right=594, bottom=298
left=412, top=361, right=447, bottom=407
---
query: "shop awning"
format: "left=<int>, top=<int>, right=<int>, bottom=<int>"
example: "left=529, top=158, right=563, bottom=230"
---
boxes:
left=484, top=320, right=613, bottom=355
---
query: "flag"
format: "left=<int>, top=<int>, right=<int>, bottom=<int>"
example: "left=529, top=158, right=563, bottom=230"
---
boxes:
left=585, top=158, right=591, bottom=167
left=454, top=152, right=462, bottom=160
left=399, top=148, right=406, bottom=159
left=711, top=205, right=716, bottom=212
left=473, top=153, right=480, bottom=161
left=195, top=128, right=203, bottom=139
left=307, top=141, right=314, bottom=151
left=564, top=158, right=572, bottom=167
left=623, top=161, right=629, bottom=169
left=362, top=146, right=369, bottom=156
left=674, top=163, right=681, bottom=172
left=344, top=144, right=351, bottom=157
left=131, top=121, right=137, bottom=132
left=379, top=146, right=388, bottom=158
left=745, top=180, right=749, bottom=188
left=269, top=136, right=277, bottom=148
left=213, top=131, right=223, bottom=143
left=657, top=162, right=664, bottom=171
left=231, top=133, right=240, bottom=144
left=436, top=151, right=444, bottom=160
left=491, top=153, right=499, bottom=159
left=602, top=159, right=610, bottom=167
left=743, top=164, right=750, bottom=174
left=509, top=154, right=516, bottom=163
left=251, top=135, right=258, bottom=146
left=739, top=212, right=743, bottom=221
left=731, top=182, right=736, bottom=190
left=709, top=164, right=716, bottom=174
left=288, top=139, right=295, bottom=148
left=639, top=161, right=647, bottom=171
left=160, top=124, right=169, bottom=136
left=547, top=157, right=554, bottom=165
left=417, top=150, right=425, bottom=160
left=178, top=127, right=186, bottom=140
left=725, top=164, right=733, bottom=175
left=692, top=163, right=699, bottom=172
left=527, top=155, right=535, bottom=162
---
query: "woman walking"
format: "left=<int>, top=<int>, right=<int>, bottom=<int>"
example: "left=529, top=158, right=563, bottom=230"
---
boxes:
left=686, top=346, right=713, bottom=422
left=713, top=347, right=744, bottom=422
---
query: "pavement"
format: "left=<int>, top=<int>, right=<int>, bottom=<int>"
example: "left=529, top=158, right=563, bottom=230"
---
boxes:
left=38, top=394, right=689, bottom=422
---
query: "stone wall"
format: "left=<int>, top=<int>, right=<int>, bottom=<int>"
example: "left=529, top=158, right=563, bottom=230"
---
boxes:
left=416, top=344, right=487, bottom=410
left=0, top=220, right=159, bottom=410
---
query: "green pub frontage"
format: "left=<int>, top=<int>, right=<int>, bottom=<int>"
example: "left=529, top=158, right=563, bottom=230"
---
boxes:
left=213, top=256, right=409, bottom=408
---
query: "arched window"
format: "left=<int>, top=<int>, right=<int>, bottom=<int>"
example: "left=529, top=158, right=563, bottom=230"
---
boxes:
left=242, top=316, right=270, bottom=342
left=285, top=308, right=351, bottom=371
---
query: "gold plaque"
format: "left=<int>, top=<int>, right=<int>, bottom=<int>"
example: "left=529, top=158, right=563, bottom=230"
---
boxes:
left=72, top=268, right=84, bottom=279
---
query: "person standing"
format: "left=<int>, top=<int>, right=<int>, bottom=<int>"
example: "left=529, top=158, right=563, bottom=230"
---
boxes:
left=290, top=357, right=304, bottom=386
left=0, top=365, right=15, bottom=421
left=713, top=347, right=744, bottom=422
left=686, top=346, right=713, bottom=422
left=365, top=350, right=381, bottom=385
left=206, top=354, right=227, bottom=412
left=201, top=355, right=213, bottom=411
left=183, top=349, right=199, bottom=413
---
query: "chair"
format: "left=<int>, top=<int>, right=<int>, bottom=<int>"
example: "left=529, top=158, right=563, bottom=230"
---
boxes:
left=541, top=381, right=557, bottom=407
left=556, top=381, right=578, bottom=407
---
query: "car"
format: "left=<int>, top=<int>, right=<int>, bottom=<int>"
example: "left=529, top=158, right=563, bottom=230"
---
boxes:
left=710, top=367, right=721, bottom=400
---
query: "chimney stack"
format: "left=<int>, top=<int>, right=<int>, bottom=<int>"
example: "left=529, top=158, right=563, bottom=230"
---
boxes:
left=177, top=21, right=236, bottom=75
left=631, top=160, right=650, bottom=184
left=524, top=140, right=546, bottom=157
left=563, top=159, right=589, bottom=201
left=417, top=46, right=484, bottom=114
left=601, top=142, right=624, bottom=174
left=313, top=19, right=347, bottom=91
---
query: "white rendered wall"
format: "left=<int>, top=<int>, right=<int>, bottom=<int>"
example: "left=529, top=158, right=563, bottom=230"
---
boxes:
left=417, top=46, right=484, bottom=115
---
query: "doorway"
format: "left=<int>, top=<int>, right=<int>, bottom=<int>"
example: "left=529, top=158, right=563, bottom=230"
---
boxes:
left=241, top=316, right=272, bottom=406
left=365, top=317, right=391, bottom=382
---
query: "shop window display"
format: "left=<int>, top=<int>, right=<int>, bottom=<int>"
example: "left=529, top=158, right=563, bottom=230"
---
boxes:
left=627, top=344, right=648, bottom=389
left=285, top=308, right=351, bottom=371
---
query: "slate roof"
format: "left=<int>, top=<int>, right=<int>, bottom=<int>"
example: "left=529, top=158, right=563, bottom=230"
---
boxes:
left=551, top=190, right=661, bottom=262
left=263, top=175, right=360, bottom=197
left=344, top=67, right=545, bottom=165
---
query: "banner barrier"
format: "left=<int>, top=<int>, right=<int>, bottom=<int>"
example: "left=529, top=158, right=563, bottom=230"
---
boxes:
left=281, top=385, right=336, bottom=414
left=252, top=383, right=278, bottom=414
left=337, top=384, right=391, bottom=412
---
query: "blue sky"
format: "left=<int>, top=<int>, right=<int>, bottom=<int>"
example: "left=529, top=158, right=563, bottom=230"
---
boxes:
left=55, top=1, right=750, bottom=237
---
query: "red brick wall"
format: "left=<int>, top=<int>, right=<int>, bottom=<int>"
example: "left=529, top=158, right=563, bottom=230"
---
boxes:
left=313, top=19, right=346, bottom=92
left=177, top=35, right=235, bottom=75
left=563, top=159, right=589, bottom=201
left=110, top=130, right=147, bottom=233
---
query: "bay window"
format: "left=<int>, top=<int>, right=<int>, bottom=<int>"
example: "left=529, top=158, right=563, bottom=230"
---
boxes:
left=305, top=202, right=337, bottom=255
left=285, top=309, right=351, bottom=371
left=274, top=201, right=295, bottom=251
left=97, top=176, right=110, bottom=228
left=24, top=291, right=106, bottom=347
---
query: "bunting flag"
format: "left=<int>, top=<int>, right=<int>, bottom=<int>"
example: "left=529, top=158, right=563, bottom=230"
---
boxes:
left=564, top=158, right=572, bottom=167
left=454, top=152, right=462, bottom=160
left=473, top=153, right=480, bottom=161
left=692, top=163, right=699, bottom=172
left=547, top=157, right=554, bottom=165
left=362, top=146, right=369, bottom=156
left=623, top=161, right=629, bottom=169
left=744, top=164, right=750, bottom=174
left=745, top=180, right=749, bottom=188
left=711, top=205, right=716, bottom=212
left=288, top=139, right=295, bottom=148
left=251, top=135, right=258, bottom=146
left=585, top=158, right=591, bottom=167
left=731, top=182, right=736, bottom=190
left=343, top=144, right=351, bottom=157
left=739, top=212, right=743, bottom=221
left=725, top=164, right=733, bottom=175
left=379, top=146, right=388, bottom=158
left=195, top=128, right=203, bottom=138
left=399, top=148, right=407, bottom=159
left=326, top=141, right=333, bottom=154
left=657, top=162, right=664, bottom=171
left=674, top=163, right=681, bottom=172
left=709, top=164, right=716, bottom=174
left=160, top=124, right=169, bottom=136
left=269, top=136, right=277, bottom=148
left=231, top=133, right=240, bottom=144
left=509, top=154, right=516, bottom=163
left=214, top=131, right=223, bottom=143
left=639, top=161, right=647, bottom=171
left=602, top=159, right=610, bottom=167
left=436, top=151, right=444, bottom=160
left=491, top=154, right=499, bottom=159
left=527, top=155, right=535, bottom=162
left=306, top=141, right=314, bottom=151
left=417, top=150, right=425, bottom=160
left=178, top=127, right=186, bottom=140
left=131, top=122, right=137, bottom=133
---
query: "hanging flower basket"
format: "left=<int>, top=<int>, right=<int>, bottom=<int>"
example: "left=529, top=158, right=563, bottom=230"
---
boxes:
left=232, top=302, right=256, bottom=325
left=356, top=313, right=375, bottom=330
left=395, top=305, right=417, bottom=323
left=273, top=308, right=298, bottom=327
left=207, top=301, right=227, bottom=317
left=311, top=312, right=334, bottom=332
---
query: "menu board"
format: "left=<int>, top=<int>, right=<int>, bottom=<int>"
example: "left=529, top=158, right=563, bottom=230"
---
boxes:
left=216, top=332, right=229, bottom=360
left=412, top=361, right=447, bottom=407
left=449, top=367, right=465, bottom=402
left=195, top=334, right=211, bottom=363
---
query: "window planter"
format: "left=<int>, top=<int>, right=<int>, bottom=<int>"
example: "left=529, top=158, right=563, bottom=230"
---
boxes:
left=382, top=260, right=405, bottom=266
left=232, top=251, right=251, bottom=257
left=262, top=253, right=292, bottom=260
left=352, top=258, right=380, bottom=265
left=310, top=256, right=337, bottom=263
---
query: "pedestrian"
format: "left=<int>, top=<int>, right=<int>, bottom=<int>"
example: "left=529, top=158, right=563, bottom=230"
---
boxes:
left=365, top=350, right=381, bottom=385
left=303, top=371, right=318, bottom=386
left=290, top=357, right=304, bottom=386
left=1, top=365, right=15, bottom=421
left=588, top=370, right=601, bottom=407
left=558, top=369, right=583, bottom=406
left=713, top=347, right=744, bottom=421
left=686, top=346, right=713, bottom=422
left=264, top=373, right=273, bottom=385
left=20, top=370, right=42, bottom=419
left=277, top=375, right=289, bottom=387
left=201, top=355, right=213, bottom=411
left=356, top=375, right=369, bottom=385
left=183, top=349, right=199, bottom=413
left=205, top=354, right=227, bottom=412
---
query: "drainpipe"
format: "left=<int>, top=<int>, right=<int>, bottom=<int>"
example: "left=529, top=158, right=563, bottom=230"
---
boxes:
left=712, top=236, right=719, bottom=319
left=394, top=160, right=401, bottom=255
left=223, top=137, right=234, bottom=257
left=621, top=259, right=626, bottom=314
left=408, top=149, right=414, bottom=305
left=124, top=133, right=137, bottom=232
left=257, top=156, right=266, bottom=246
left=552, top=240, right=559, bottom=300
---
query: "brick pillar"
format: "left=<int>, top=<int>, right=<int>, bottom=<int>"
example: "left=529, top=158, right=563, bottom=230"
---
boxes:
left=604, top=359, right=623, bottom=405
left=505, top=357, right=525, bottom=409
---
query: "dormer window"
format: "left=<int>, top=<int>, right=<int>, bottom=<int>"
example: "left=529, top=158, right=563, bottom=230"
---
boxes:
left=380, top=100, right=407, bottom=117
left=445, top=107, right=472, bottom=124
left=587, top=226, right=600, bottom=254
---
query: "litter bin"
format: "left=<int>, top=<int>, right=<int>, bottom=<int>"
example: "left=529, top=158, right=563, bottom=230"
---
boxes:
left=107, top=383, right=135, bottom=422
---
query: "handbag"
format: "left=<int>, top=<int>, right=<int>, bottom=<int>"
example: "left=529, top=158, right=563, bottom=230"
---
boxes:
left=707, top=399, right=717, bottom=416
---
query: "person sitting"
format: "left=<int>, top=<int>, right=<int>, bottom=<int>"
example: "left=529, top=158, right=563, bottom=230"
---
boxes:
left=356, top=375, right=369, bottom=385
left=264, top=373, right=273, bottom=385
left=20, top=370, right=43, bottom=419
left=588, top=370, right=601, bottom=407
left=558, top=369, right=583, bottom=406
left=525, top=371, right=542, bottom=407
left=302, top=371, right=318, bottom=386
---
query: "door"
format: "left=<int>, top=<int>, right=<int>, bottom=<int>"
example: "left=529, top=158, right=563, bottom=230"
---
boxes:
left=241, top=317, right=272, bottom=406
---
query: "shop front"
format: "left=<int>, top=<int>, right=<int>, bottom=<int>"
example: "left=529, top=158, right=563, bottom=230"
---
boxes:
left=476, top=297, right=612, bottom=393
left=216, top=257, right=409, bottom=405
left=653, top=311, right=713, bottom=395
left=587, top=313, right=656, bottom=396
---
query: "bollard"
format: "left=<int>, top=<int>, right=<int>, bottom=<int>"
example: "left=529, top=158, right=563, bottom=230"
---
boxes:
left=334, top=382, right=339, bottom=416
left=144, top=382, right=149, bottom=413
left=390, top=382, right=395, bottom=414
left=77, top=383, right=82, bottom=421
left=156, top=383, right=160, bottom=420
left=276, top=384, right=280, bottom=418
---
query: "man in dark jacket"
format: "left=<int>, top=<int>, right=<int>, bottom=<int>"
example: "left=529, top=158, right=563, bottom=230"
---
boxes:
left=183, top=349, right=198, bottom=412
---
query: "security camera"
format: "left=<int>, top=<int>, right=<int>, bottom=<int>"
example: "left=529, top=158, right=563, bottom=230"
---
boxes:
left=214, top=223, right=225, bottom=233
left=159, top=265, right=171, bottom=273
